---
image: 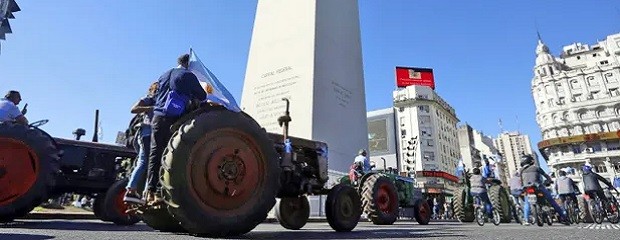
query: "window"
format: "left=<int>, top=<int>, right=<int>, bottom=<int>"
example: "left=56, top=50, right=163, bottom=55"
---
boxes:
left=605, top=73, right=617, bottom=83
left=578, top=111, right=587, bottom=120
left=427, top=139, right=435, bottom=147
left=420, top=127, right=431, bottom=137
left=556, top=83, right=564, bottom=93
left=418, top=105, right=430, bottom=113
left=591, top=90, right=600, bottom=99
left=423, top=151, right=435, bottom=161
left=611, top=88, right=620, bottom=97
left=600, top=60, right=609, bottom=65
left=419, top=116, right=431, bottom=125
left=571, top=80, right=581, bottom=89
left=587, top=76, right=598, bottom=86
left=573, top=94, right=582, bottom=101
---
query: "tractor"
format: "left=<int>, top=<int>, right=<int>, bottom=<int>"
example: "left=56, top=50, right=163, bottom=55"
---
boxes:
left=452, top=169, right=513, bottom=223
left=120, top=98, right=362, bottom=237
left=337, top=158, right=431, bottom=225
left=0, top=110, right=141, bottom=225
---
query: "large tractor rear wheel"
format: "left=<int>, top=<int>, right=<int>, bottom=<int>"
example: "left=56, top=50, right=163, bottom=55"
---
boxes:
left=0, top=123, right=59, bottom=223
left=160, top=109, right=281, bottom=237
left=141, top=206, right=186, bottom=233
left=453, top=187, right=474, bottom=222
left=361, top=174, right=399, bottom=225
left=489, top=185, right=512, bottom=223
left=275, top=196, right=310, bottom=230
left=102, top=178, right=141, bottom=225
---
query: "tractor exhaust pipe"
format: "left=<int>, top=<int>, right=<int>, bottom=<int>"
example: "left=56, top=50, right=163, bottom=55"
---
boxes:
left=92, top=109, right=99, bottom=143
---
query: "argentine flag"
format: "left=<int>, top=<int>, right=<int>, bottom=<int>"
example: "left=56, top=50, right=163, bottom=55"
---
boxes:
left=188, top=48, right=242, bottom=113
left=455, top=158, right=465, bottom=178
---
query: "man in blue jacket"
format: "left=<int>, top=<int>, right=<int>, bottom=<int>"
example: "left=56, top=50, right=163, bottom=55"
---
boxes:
left=145, top=53, right=206, bottom=205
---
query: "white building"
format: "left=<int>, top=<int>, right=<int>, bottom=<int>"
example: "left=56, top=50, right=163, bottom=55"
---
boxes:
left=367, top=108, right=399, bottom=171
left=458, top=124, right=509, bottom=185
left=493, top=131, right=538, bottom=178
left=393, top=85, right=460, bottom=198
left=532, top=32, right=620, bottom=184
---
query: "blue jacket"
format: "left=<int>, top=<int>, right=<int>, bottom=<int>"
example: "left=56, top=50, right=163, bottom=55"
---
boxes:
left=153, top=67, right=207, bottom=116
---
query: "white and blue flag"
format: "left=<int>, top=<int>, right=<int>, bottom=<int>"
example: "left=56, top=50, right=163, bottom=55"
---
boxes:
left=188, top=48, right=241, bottom=113
left=455, top=158, right=465, bottom=178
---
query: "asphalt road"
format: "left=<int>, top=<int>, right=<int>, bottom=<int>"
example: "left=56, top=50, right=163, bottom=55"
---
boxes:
left=2, top=220, right=620, bottom=240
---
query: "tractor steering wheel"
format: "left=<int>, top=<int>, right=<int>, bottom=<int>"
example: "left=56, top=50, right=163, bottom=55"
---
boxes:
left=29, top=119, right=49, bottom=128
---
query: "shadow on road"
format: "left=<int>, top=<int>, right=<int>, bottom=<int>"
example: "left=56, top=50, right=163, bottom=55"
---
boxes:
left=0, top=233, right=55, bottom=240
left=237, top=228, right=466, bottom=239
left=0, top=220, right=153, bottom=232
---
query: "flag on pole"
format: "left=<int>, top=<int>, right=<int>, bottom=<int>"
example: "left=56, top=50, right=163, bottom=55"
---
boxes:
left=455, top=158, right=465, bottom=178
left=188, top=48, right=241, bottom=112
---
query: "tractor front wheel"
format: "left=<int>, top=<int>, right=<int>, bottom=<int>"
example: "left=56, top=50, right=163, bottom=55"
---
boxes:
left=102, top=178, right=141, bottom=225
left=326, top=183, right=362, bottom=232
left=275, top=196, right=310, bottom=230
left=413, top=199, right=431, bottom=225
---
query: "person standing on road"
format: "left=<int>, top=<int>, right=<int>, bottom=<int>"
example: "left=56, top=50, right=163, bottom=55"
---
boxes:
left=123, top=82, right=158, bottom=204
left=145, top=53, right=207, bottom=205
left=0, top=90, right=28, bottom=125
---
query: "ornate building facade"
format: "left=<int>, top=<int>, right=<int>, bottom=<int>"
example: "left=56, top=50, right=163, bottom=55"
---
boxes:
left=532, top=32, right=620, bottom=184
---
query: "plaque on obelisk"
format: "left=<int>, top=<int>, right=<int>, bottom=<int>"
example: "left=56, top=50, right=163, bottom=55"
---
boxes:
left=241, top=0, right=368, bottom=173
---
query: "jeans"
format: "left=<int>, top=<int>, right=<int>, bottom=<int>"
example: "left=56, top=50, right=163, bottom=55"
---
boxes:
left=523, top=186, right=567, bottom=221
left=126, top=135, right=150, bottom=191
left=472, top=192, right=492, bottom=216
left=146, top=115, right=178, bottom=192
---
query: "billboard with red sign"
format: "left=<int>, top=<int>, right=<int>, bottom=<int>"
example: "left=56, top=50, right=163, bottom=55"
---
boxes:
left=416, top=171, right=459, bottom=183
left=395, top=66, right=435, bottom=89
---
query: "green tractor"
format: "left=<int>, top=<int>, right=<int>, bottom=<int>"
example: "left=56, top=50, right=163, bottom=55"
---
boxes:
left=453, top=169, right=513, bottom=223
left=339, top=158, right=431, bottom=225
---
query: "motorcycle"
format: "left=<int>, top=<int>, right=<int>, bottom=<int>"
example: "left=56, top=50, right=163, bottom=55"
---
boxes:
left=524, top=184, right=554, bottom=227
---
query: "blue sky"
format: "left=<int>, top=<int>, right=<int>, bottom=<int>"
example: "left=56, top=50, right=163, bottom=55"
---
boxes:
left=1, top=0, right=619, bottom=170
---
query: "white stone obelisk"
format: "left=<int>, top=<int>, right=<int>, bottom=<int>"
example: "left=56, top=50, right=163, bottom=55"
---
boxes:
left=241, top=0, right=368, bottom=173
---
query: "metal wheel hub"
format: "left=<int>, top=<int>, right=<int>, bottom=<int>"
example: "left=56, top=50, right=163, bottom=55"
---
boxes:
left=188, top=129, right=265, bottom=213
left=216, top=153, right=246, bottom=183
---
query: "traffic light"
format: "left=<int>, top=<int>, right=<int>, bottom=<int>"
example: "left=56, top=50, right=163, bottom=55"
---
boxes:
left=0, top=0, right=20, bottom=53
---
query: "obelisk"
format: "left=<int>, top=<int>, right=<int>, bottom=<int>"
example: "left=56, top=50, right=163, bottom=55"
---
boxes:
left=241, top=0, right=368, bottom=173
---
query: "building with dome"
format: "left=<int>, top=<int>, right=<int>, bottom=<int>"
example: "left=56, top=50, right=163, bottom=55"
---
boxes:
left=532, top=32, right=620, bottom=185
